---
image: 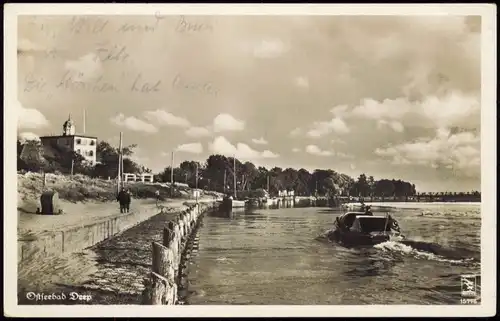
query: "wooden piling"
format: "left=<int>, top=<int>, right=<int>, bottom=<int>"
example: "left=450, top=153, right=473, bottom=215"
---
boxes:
left=151, top=242, right=176, bottom=283
left=163, top=227, right=173, bottom=247
left=150, top=271, right=169, bottom=305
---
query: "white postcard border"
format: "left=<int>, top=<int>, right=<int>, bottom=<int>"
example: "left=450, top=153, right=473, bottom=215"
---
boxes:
left=4, top=3, right=496, bottom=318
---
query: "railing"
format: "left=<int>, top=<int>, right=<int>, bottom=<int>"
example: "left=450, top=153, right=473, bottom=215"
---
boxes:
left=122, top=173, right=154, bottom=183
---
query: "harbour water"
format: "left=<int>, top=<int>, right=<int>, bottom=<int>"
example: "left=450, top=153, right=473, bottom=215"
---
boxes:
left=186, top=203, right=481, bottom=305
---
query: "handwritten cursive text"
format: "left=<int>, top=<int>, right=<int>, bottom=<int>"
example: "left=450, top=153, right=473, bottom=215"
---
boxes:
left=175, top=15, right=214, bottom=33
left=117, top=13, right=166, bottom=33
left=130, top=73, right=162, bottom=93
left=23, top=73, right=47, bottom=93
left=56, top=71, right=118, bottom=93
left=95, top=43, right=130, bottom=63
left=172, top=74, right=218, bottom=96
left=69, top=16, right=109, bottom=34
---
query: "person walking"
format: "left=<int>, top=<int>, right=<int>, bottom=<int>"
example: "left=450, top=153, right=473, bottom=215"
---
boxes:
left=117, top=187, right=128, bottom=213
left=155, top=190, right=160, bottom=207
left=124, top=188, right=131, bottom=213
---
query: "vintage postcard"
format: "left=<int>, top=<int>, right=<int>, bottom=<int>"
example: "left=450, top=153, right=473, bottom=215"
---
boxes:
left=4, top=3, right=497, bottom=318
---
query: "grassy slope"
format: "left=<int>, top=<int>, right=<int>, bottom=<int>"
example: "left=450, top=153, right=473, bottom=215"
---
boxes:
left=17, top=172, right=222, bottom=214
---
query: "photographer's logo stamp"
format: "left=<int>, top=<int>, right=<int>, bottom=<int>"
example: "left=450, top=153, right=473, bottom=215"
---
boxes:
left=461, top=275, right=477, bottom=297
left=460, top=274, right=479, bottom=304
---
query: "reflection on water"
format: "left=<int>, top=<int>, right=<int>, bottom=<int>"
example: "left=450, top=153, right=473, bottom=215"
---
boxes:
left=187, top=205, right=480, bottom=305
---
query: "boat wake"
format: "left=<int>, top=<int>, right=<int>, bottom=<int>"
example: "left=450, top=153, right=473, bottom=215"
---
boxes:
left=374, top=240, right=479, bottom=266
left=316, top=230, right=479, bottom=266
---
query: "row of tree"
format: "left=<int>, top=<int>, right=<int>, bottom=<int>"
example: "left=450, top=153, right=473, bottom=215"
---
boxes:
left=17, top=137, right=481, bottom=199
left=156, top=155, right=418, bottom=198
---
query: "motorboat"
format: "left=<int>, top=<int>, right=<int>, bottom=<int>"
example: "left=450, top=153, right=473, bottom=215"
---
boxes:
left=217, top=195, right=247, bottom=217
left=327, top=211, right=404, bottom=246
left=341, top=202, right=366, bottom=212
left=244, top=198, right=260, bottom=208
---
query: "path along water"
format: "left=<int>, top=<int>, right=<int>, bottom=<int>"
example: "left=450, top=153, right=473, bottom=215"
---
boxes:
left=187, top=203, right=481, bottom=305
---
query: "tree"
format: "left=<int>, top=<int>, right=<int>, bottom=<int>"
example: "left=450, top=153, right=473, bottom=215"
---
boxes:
left=18, top=139, right=46, bottom=172
left=367, top=175, right=375, bottom=198
left=323, top=177, right=338, bottom=197
left=269, top=167, right=284, bottom=195
left=251, top=166, right=270, bottom=191
left=374, top=179, right=395, bottom=198
left=296, top=168, right=312, bottom=196
left=350, top=173, right=369, bottom=197
left=179, top=160, right=202, bottom=187
left=239, top=162, right=259, bottom=191
left=280, top=168, right=299, bottom=191
left=203, top=154, right=237, bottom=192
left=93, top=141, right=141, bottom=179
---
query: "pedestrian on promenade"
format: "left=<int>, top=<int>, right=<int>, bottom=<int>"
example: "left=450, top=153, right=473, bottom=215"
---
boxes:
left=125, top=188, right=131, bottom=213
left=155, top=190, right=160, bottom=207
left=117, top=187, right=131, bottom=213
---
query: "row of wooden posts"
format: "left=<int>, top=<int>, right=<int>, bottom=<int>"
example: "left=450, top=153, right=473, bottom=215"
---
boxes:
left=142, top=203, right=203, bottom=305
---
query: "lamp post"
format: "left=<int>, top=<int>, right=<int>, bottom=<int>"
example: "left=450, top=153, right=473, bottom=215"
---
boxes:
left=170, top=151, right=174, bottom=197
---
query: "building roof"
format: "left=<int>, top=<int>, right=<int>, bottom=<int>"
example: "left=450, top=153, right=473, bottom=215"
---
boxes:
left=40, top=134, right=98, bottom=139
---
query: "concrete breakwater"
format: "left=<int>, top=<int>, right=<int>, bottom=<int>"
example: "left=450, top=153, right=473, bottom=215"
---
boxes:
left=18, top=204, right=165, bottom=264
left=141, top=202, right=213, bottom=305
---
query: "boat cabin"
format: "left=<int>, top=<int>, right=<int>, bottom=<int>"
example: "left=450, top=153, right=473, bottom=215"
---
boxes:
left=350, top=216, right=392, bottom=233
left=337, top=212, right=373, bottom=230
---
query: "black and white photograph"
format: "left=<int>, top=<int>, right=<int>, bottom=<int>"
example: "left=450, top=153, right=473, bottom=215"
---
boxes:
left=4, top=3, right=496, bottom=318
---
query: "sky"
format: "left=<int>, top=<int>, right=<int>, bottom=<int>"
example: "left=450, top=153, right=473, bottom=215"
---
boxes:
left=16, top=15, right=482, bottom=193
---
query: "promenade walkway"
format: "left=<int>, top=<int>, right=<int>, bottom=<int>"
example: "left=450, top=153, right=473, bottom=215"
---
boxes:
left=18, top=197, right=215, bottom=237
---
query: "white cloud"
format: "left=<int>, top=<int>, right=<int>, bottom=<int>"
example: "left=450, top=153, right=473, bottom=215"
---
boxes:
left=294, top=76, right=309, bottom=88
left=377, top=120, right=405, bottom=133
left=176, top=142, right=203, bottom=154
left=336, top=152, right=355, bottom=159
left=350, top=97, right=411, bottom=120
left=17, top=103, right=49, bottom=129
left=419, top=92, right=480, bottom=129
left=329, top=118, right=350, bottom=134
left=261, top=150, right=279, bottom=158
left=64, top=53, right=102, bottom=81
left=390, top=121, right=405, bottom=133
left=306, top=117, right=350, bottom=138
left=251, top=137, right=268, bottom=145
left=374, top=129, right=480, bottom=176
left=185, top=126, right=211, bottom=137
left=213, top=113, right=245, bottom=132
left=305, top=145, right=334, bottom=157
left=330, top=105, right=349, bottom=117
left=292, top=147, right=301, bottom=153
left=251, top=39, right=288, bottom=59
left=144, top=109, right=191, bottom=128
left=329, top=91, right=480, bottom=130
left=110, top=113, right=158, bottom=133
left=18, top=131, right=41, bottom=143
left=209, top=136, right=279, bottom=160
